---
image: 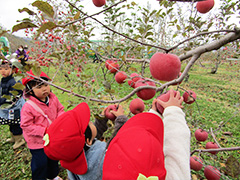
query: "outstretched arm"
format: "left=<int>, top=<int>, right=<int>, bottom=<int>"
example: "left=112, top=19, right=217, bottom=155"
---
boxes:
left=157, top=90, right=191, bottom=180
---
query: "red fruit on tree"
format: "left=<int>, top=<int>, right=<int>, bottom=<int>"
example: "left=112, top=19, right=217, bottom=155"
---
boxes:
left=204, top=165, right=221, bottom=180
left=108, top=63, right=119, bottom=73
left=183, top=90, right=197, bottom=104
left=92, top=0, right=106, bottom=7
left=129, top=98, right=145, bottom=115
left=104, top=104, right=118, bottom=121
left=127, top=73, right=141, bottom=88
left=115, top=71, right=127, bottom=84
left=190, top=155, right=203, bottom=171
left=135, top=79, right=156, bottom=100
left=195, top=129, right=208, bottom=142
left=205, top=142, right=219, bottom=155
left=156, top=90, right=178, bottom=115
left=149, top=52, right=181, bottom=81
left=196, top=0, right=215, bottom=14
left=105, top=60, right=113, bottom=69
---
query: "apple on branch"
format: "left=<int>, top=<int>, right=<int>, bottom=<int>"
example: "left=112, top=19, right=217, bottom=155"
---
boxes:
left=92, top=0, right=106, bottom=7
left=115, top=71, right=127, bottom=84
left=129, top=98, right=145, bottom=115
left=134, top=79, right=156, bottom=100
left=128, top=73, right=141, bottom=88
left=196, top=0, right=215, bottom=14
left=190, top=155, right=203, bottom=171
left=195, top=129, right=208, bottom=142
left=183, top=90, right=197, bottom=104
left=105, top=59, right=113, bottom=69
left=204, top=165, right=221, bottom=180
left=205, top=142, right=219, bottom=155
left=108, top=63, right=119, bottom=74
left=104, top=104, right=118, bottom=121
left=149, top=52, right=181, bottom=81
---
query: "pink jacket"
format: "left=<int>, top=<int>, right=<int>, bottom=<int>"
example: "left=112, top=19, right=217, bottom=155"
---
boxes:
left=20, top=92, right=65, bottom=149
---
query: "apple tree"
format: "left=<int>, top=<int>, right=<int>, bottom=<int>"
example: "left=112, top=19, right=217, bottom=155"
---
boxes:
left=9, top=0, right=240, bottom=179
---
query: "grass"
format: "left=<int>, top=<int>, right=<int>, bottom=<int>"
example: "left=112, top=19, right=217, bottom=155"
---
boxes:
left=0, top=60, right=239, bottom=179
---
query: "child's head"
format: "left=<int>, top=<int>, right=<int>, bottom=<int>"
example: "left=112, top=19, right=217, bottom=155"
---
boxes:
left=0, top=60, right=16, bottom=78
left=22, top=70, right=51, bottom=101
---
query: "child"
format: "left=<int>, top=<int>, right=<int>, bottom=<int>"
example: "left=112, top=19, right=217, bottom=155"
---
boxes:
left=20, top=70, right=65, bottom=180
left=103, top=89, right=191, bottom=180
left=44, top=90, right=190, bottom=180
left=0, top=57, right=25, bottom=149
left=15, top=45, right=29, bottom=65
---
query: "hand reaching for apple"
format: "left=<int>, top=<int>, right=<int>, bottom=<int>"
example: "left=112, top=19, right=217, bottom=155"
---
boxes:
left=110, top=105, right=124, bottom=117
left=156, top=89, right=183, bottom=110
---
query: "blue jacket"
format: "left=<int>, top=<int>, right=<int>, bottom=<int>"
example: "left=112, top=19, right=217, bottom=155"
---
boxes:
left=67, top=140, right=106, bottom=180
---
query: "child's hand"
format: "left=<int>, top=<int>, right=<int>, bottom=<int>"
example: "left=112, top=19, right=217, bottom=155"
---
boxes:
left=151, top=98, right=158, bottom=112
left=157, top=89, right=183, bottom=109
left=110, top=105, right=124, bottom=117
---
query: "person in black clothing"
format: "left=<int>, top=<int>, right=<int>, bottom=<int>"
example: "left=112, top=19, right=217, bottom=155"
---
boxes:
left=0, top=58, right=25, bottom=149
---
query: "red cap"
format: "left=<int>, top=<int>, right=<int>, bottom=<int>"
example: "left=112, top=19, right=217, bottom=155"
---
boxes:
left=102, top=112, right=166, bottom=180
left=22, top=69, right=50, bottom=86
left=43, top=102, right=90, bottom=175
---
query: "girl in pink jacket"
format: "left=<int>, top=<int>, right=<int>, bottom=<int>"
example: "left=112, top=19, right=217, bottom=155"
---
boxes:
left=20, top=70, right=65, bottom=180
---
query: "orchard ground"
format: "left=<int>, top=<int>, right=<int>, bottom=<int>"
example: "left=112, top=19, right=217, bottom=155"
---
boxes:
left=0, top=60, right=239, bottom=179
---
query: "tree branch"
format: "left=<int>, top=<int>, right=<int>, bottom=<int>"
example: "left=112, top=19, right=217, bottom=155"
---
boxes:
left=191, top=147, right=240, bottom=156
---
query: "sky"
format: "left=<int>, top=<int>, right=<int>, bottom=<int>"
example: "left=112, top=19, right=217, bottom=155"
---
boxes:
left=0, top=0, right=160, bottom=37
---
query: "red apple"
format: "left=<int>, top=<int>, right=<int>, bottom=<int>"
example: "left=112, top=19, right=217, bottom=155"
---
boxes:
left=205, top=142, right=219, bottom=155
left=115, top=71, right=127, bottom=84
left=128, top=73, right=141, bottom=88
left=135, top=79, right=156, bottom=100
left=105, top=60, right=113, bottom=69
left=156, top=90, right=178, bottom=115
left=183, top=90, right=197, bottom=104
left=195, top=129, right=208, bottom=142
left=196, top=0, right=215, bottom=14
left=190, top=155, right=203, bottom=171
left=204, top=165, right=221, bottom=180
left=129, top=98, right=145, bottom=115
left=92, top=0, right=106, bottom=7
left=149, top=52, right=181, bottom=81
left=104, top=104, right=118, bottom=121
left=108, top=63, right=119, bottom=73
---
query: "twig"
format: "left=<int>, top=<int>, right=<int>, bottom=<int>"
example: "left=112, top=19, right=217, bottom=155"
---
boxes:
left=190, top=147, right=240, bottom=156
left=210, top=127, right=222, bottom=148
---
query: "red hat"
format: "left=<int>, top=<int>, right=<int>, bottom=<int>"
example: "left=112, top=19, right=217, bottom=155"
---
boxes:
left=43, top=102, right=90, bottom=175
left=22, top=69, right=50, bottom=86
left=102, top=112, right=166, bottom=180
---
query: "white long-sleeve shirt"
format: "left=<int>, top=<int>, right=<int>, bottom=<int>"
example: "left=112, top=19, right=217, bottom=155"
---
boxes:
left=149, top=106, right=191, bottom=180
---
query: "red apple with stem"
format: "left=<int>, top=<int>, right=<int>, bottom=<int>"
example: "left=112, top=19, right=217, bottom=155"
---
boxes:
left=205, top=142, right=219, bottom=155
left=128, top=73, right=141, bottom=88
left=196, top=0, right=215, bottom=14
left=204, top=165, right=221, bottom=180
left=190, top=155, right=203, bottom=171
left=115, top=71, right=127, bottom=84
left=183, top=90, right=197, bottom=104
left=134, top=79, right=156, bottom=100
left=104, top=104, right=118, bottom=121
left=129, top=98, right=145, bottom=115
left=149, top=52, right=181, bottom=81
left=156, top=90, right=178, bottom=115
left=195, top=129, right=208, bottom=142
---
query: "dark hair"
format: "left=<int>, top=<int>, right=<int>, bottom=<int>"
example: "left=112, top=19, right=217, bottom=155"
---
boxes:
left=25, top=77, right=49, bottom=95
left=84, top=125, right=92, bottom=142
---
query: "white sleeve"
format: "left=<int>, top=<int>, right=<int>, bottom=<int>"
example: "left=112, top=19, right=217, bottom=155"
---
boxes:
left=162, top=106, right=191, bottom=180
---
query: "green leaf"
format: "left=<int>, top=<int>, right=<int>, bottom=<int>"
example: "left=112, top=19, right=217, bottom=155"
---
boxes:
left=12, top=83, right=25, bottom=91
left=32, top=1, right=54, bottom=18
left=18, top=8, right=36, bottom=15
left=12, top=22, right=38, bottom=33
left=9, top=90, right=19, bottom=96
left=74, top=11, right=80, bottom=20
left=37, top=22, right=56, bottom=35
